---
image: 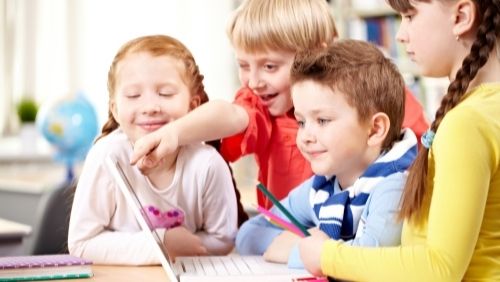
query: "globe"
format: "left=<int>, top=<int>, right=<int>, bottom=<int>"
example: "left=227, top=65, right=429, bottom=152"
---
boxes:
left=36, top=93, right=99, bottom=181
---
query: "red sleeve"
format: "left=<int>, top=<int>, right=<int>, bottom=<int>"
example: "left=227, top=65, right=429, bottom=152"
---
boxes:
left=403, top=87, right=429, bottom=142
left=220, top=88, right=272, bottom=162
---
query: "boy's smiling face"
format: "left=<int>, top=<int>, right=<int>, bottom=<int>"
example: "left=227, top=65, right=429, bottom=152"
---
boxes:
left=234, top=47, right=295, bottom=116
left=292, top=80, right=374, bottom=188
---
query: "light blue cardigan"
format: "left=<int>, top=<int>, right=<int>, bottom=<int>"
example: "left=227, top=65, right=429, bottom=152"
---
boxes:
left=236, top=129, right=417, bottom=268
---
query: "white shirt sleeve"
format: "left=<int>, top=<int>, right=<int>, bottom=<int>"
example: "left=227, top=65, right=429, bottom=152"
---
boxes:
left=68, top=132, right=161, bottom=265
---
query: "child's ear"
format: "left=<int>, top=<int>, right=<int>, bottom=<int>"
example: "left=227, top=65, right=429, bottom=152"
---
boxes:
left=189, top=95, right=201, bottom=110
left=367, top=112, right=390, bottom=147
left=452, top=0, right=477, bottom=38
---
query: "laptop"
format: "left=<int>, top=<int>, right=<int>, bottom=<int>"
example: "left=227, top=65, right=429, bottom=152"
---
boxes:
left=105, top=155, right=314, bottom=282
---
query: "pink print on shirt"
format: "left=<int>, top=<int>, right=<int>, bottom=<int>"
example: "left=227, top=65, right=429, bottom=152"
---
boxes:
left=143, top=205, right=184, bottom=229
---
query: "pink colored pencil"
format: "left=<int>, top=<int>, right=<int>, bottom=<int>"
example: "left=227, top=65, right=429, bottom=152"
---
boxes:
left=256, top=205, right=305, bottom=238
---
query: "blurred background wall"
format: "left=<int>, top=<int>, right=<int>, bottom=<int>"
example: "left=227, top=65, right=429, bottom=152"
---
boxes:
left=0, top=0, right=239, bottom=135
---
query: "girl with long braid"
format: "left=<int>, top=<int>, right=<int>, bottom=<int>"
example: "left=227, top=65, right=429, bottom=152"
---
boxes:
left=68, top=35, right=238, bottom=264
left=299, top=0, right=500, bottom=280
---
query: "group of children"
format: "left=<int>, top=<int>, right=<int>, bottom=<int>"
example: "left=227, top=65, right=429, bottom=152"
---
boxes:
left=67, top=0, right=500, bottom=280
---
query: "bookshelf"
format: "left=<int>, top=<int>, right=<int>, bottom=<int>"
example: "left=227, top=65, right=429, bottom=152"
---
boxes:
left=331, top=0, right=448, bottom=119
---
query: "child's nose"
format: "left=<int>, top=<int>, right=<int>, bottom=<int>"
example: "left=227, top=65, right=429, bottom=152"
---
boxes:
left=248, top=72, right=265, bottom=91
left=141, top=103, right=161, bottom=114
left=141, top=95, right=162, bottom=114
left=299, top=125, right=316, bottom=144
left=395, top=22, right=408, bottom=44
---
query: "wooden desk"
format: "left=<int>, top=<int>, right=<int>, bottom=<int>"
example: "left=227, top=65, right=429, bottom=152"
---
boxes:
left=0, top=135, right=53, bottom=164
left=0, top=218, right=32, bottom=256
left=60, top=265, right=168, bottom=281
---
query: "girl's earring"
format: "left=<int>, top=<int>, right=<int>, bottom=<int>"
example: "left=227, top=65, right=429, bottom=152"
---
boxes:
left=455, top=35, right=460, bottom=41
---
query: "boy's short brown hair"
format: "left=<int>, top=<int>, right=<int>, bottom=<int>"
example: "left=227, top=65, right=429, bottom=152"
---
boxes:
left=291, top=39, right=406, bottom=150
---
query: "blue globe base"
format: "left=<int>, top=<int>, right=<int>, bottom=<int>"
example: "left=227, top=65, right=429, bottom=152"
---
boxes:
left=66, top=164, right=75, bottom=184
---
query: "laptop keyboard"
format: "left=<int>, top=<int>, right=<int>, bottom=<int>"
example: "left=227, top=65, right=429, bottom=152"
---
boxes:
left=174, top=256, right=285, bottom=276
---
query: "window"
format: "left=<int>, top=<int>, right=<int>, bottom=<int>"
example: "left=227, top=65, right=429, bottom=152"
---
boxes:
left=1, top=0, right=238, bottom=136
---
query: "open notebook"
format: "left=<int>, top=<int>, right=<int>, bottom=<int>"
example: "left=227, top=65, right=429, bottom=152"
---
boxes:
left=105, top=155, right=313, bottom=282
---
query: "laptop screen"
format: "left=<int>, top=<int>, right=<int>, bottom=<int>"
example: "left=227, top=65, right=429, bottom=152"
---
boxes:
left=105, top=155, right=179, bottom=282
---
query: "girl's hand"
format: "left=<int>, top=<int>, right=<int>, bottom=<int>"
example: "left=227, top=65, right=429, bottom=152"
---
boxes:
left=263, top=227, right=325, bottom=264
left=163, top=226, right=208, bottom=261
left=299, top=230, right=329, bottom=277
left=264, top=230, right=301, bottom=263
left=131, top=125, right=179, bottom=171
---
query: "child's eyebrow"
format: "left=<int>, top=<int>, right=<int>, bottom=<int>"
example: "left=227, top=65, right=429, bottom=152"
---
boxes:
left=249, top=53, right=289, bottom=63
left=260, top=57, right=287, bottom=64
left=120, top=84, right=141, bottom=91
left=305, top=108, right=334, bottom=116
left=156, top=82, right=178, bottom=88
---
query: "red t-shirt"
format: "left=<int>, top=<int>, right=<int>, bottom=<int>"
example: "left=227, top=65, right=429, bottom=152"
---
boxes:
left=403, top=88, right=429, bottom=142
left=220, top=88, right=313, bottom=209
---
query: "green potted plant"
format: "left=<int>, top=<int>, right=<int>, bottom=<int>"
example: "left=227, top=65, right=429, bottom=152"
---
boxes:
left=16, top=98, right=39, bottom=149
left=17, top=98, right=39, bottom=124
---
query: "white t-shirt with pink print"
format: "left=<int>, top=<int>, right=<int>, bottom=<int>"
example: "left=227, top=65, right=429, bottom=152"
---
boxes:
left=68, top=129, right=237, bottom=265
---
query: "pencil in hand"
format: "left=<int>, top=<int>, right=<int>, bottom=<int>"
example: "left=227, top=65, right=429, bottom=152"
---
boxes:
left=256, top=205, right=305, bottom=237
left=257, top=183, right=310, bottom=236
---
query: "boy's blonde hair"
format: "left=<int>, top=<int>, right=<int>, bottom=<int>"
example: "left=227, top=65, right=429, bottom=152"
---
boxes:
left=227, top=0, right=338, bottom=53
left=290, top=39, right=405, bottom=151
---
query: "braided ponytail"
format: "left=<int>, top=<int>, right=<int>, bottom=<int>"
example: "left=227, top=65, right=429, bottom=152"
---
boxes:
left=95, top=112, right=119, bottom=143
left=396, top=0, right=500, bottom=222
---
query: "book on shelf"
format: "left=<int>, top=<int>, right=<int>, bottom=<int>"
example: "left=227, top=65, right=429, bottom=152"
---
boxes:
left=347, top=15, right=411, bottom=70
left=0, top=254, right=92, bottom=281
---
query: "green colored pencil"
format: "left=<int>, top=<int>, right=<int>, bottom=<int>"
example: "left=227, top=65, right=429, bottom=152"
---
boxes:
left=257, top=183, right=310, bottom=236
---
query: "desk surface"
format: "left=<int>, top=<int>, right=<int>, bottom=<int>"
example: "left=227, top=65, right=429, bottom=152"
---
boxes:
left=0, top=218, right=32, bottom=256
left=60, top=265, right=168, bottom=282
left=0, top=218, right=31, bottom=239
left=0, top=135, right=53, bottom=163
left=0, top=163, right=66, bottom=194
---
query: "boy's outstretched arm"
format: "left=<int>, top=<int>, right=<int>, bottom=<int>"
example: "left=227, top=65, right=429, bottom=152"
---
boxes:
left=130, top=100, right=249, bottom=169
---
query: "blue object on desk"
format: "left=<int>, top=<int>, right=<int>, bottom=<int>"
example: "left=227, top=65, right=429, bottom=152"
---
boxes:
left=36, top=92, right=98, bottom=182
